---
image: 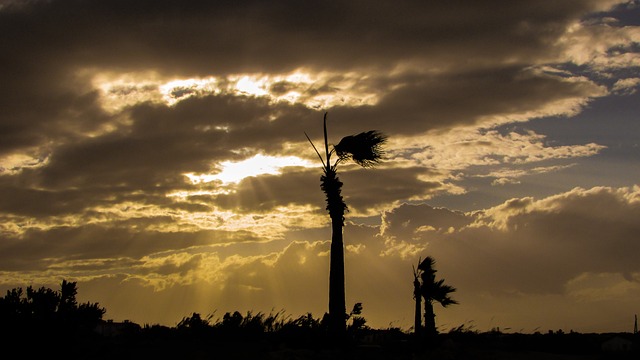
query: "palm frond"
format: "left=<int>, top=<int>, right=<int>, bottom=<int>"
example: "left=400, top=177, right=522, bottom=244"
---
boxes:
left=305, top=131, right=326, bottom=168
left=438, top=297, right=459, bottom=307
left=334, top=130, right=387, bottom=168
left=431, top=279, right=458, bottom=306
left=418, top=256, right=436, bottom=273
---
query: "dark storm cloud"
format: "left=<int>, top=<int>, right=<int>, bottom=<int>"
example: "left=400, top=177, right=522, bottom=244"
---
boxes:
left=0, top=0, right=615, bottom=145
left=0, top=222, right=261, bottom=271
left=339, top=167, right=443, bottom=212
left=329, top=66, right=604, bottom=135
left=380, top=203, right=473, bottom=237
left=2, top=0, right=608, bottom=75
left=208, top=165, right=444, bottom=215
left=380, top=186, right=640, bottom=295
left=6, top=93, right=314, bottom=187
left=0, top=91, right=321, bottom=222
left=212, top=168, right=324, bottom=212
left=0, top=0, right=618, bottom=166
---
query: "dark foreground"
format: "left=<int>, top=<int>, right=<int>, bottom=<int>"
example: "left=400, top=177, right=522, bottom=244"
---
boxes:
left=11, top=326, right=639, bottom=360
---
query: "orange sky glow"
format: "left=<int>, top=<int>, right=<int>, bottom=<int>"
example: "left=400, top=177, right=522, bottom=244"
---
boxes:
left=1, top=0, right=639, bottom=334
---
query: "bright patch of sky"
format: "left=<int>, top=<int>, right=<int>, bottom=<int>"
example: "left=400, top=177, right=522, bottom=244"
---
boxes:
left=234, top=75, right=269, bottom=96
left=185, top=154, right=313, bottom=185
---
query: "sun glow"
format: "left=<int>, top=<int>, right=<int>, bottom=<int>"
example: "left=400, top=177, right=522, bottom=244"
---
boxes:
left=91, top=69, right=383, bottom=112
left=235, top=76, right=269, bottom=96
left=186, top=154, right=313, bottom=185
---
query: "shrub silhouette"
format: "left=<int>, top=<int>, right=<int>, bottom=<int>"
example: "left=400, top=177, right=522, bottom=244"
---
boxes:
left=0, top=279, right=105, bottom=337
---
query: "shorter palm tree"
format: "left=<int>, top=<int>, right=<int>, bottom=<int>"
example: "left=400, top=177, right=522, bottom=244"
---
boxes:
left=415, top=256, right=458, bottom=336
left=413, top=264, right=423, bottom=335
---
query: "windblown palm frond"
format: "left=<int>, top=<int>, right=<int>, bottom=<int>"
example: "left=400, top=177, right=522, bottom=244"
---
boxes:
left=418, top=256, right=436, bottom=272
left=334, top=130, right=387, bottom=168
left=418, top=256, right=458, bottom=307
left=431, top=279, right=458, bottom=307
left=414, top=254, right=458, bottom=336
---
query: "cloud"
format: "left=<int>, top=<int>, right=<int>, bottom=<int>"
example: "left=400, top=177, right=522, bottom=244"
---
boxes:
left=1, top=0, right=619, bottom=72
left=1, top=0, right=639, bottom=333
left=612, top=77, right=640, bottom=94
left=419, top=186, right=640, bottom=295
left=558, top=16, right=640, bottom=71
left=0, top=0, right=627, bottom=154
left=1, top=185, right=638, bottom=332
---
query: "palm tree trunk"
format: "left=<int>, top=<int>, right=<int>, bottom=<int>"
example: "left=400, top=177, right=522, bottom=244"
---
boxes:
left=328, top=217, right=346, bottom=335
left=322, top=168, right=347, bottom=336
left=414, top=278, right=422, bottom=335
left=424, top=300, right=437, bottom=336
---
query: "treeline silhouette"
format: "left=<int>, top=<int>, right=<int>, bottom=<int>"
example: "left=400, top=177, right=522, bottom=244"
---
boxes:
left=0, top=279, right=105, bottom=335
left=2, top=280, right=638, bottom=359
left=0, top=280, right=406, bottom=359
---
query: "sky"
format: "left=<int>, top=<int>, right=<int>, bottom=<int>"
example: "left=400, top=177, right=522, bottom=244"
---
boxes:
left=1, top=0, right=639, bottom=334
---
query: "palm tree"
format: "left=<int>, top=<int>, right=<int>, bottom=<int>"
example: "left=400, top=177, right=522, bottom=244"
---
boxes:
left=413, top=262, right=422, bottom=335
left=305, top=112, right=387, bottom=337
left=416, top=256, right=458, bottom=336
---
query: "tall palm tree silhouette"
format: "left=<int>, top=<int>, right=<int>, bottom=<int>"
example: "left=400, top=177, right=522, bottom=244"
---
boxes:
left=305, top=112, right=387, bottom=336
left=415, top=256, right=458, bottom=336
left=413, top=262, right=423, bottom=335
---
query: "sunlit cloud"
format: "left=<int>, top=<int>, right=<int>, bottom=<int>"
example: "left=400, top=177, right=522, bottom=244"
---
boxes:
left=471, top=185, right=640, bottom=232
left=0, top=151, right=49, bottom=175
left=206, top=205, right=326, bottom=239
left=159, top=77, right=221, bottom=105
left=557, top=19, right=640, bottom=71
left=398, top=128, right=604, bottom=175
left=380, top=240, right=426, bottom=260
left=482, top=164, right=577, bottom=186
left=91, top=69, right=385, bottom=113
left=612, top=77, right=640, bottom=95
left=87, top=70, right=165, bottom=112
